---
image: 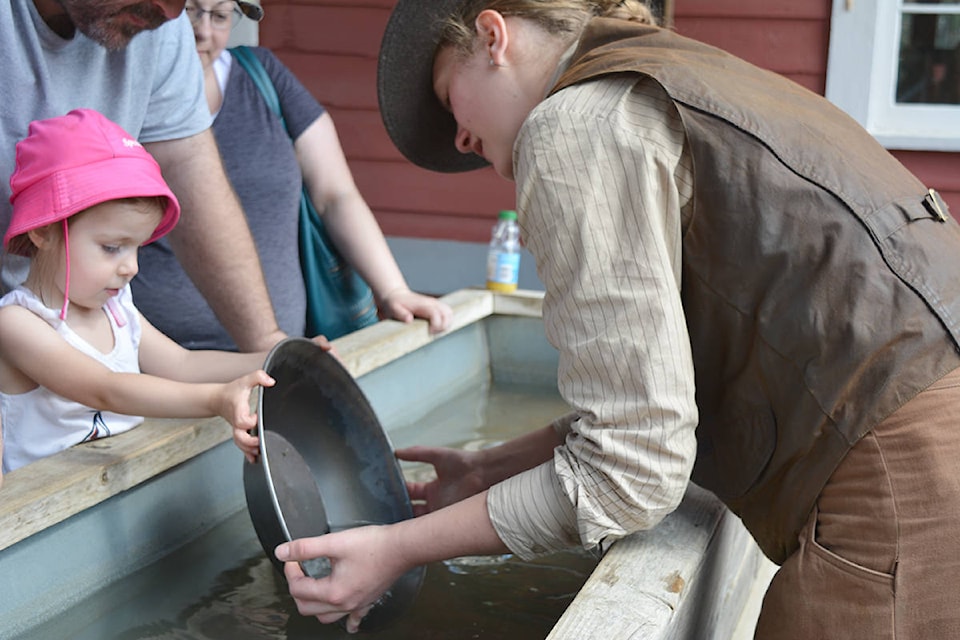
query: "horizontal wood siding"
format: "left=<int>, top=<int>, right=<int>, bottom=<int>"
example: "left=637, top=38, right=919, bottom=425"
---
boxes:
left=675, top=16, right=828, bottom=93
left=893, top=151, right=960, bottom=217
left=260, top=0, right=960, bottom=242
left=262, top=1, right=513, bottom=242
left=674, top=0, right=960, bottom=216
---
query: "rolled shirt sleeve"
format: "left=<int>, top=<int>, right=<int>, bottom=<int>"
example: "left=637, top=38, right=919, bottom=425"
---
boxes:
left=487, top=76, right=699, bottom=559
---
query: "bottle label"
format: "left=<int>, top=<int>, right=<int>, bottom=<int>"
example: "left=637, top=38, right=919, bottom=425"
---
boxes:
left=486, top=251, right=520, bottom=290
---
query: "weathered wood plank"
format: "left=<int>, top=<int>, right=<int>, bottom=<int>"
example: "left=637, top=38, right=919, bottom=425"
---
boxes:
left=0, top=416, right=230, bottom=551
left=492, top=289, right=544, bottom=317
left=548, top=483, right=766, bottom=640
left=336, top=288, right=497, bottom=378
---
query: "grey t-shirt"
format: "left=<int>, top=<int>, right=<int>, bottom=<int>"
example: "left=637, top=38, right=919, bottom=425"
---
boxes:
left=1, top=0, right=211, bottom=289
left=132, top=47, right=325, bottom=350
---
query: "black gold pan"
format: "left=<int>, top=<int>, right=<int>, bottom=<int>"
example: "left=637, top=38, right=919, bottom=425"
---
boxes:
left=243, top=337, right=424, bottom=631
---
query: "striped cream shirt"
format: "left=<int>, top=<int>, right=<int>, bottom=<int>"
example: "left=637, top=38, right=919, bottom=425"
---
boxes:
left=486, top=74, right=699, bottom=559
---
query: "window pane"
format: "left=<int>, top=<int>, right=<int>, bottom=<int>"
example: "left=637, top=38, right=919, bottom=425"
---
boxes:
left=897, top=7, right=960, bottom=105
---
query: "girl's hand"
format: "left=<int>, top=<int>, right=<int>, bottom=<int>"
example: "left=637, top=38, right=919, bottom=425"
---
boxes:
left=395, top=445, right=487, bottom=515
left=378, top=289, right=453, bottom=334
left=218, top=370, right=275, bottom=463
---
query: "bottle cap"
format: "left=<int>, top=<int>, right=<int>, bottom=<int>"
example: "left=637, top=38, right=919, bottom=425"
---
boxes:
left=498, top=210, right=517, bottom=221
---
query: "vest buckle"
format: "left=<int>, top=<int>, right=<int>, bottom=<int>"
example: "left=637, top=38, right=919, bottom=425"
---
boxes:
left=924, top=189, right=949, bottom=222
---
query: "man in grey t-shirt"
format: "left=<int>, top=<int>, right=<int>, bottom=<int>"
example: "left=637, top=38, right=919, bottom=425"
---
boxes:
left=1, top=0, right=284, bottom=352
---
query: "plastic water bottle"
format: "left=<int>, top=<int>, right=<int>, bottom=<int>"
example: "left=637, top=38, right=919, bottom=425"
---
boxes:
left=486, top=210, right=521, bottom=292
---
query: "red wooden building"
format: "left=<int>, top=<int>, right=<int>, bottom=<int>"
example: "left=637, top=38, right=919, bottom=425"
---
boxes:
left=258, top=0, right=960, bottom=290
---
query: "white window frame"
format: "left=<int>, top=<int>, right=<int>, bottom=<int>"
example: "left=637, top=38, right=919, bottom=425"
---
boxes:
left=826, top=0, right=960, bottom=151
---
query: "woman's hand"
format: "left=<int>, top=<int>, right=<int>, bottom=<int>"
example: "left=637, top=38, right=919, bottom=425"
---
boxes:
left=310, top=334, right=335, bottom=352
left=277, top=525, right=411, bottom=633
left=399, top=425, right=565, bottom=513
left=378, top=289, right=453, bottom=334
left=308, top=333, right=343, bottom=364
left=396, top=445, right=488, bottom=515
left=277, top=492, right=506, bottom=632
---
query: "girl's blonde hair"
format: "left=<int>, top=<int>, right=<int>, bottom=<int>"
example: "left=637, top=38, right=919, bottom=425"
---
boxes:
left=439, top=0, right=658, bottom=55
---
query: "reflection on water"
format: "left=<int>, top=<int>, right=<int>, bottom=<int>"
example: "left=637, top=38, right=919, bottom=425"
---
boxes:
left=107, top=527, right=596, bottom=640
left=51, top=383, right=596, bottom=639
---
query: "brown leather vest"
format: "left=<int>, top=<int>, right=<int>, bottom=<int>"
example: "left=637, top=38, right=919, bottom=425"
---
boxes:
left=552, top=19, right=960, bottom=562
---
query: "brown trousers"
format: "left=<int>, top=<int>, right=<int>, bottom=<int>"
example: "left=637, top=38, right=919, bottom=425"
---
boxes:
left=755, top=366, right=960, bottom=639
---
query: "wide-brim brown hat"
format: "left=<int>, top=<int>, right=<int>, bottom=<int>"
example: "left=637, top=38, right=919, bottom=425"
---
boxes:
left=377, top=0, right=489, bottom=173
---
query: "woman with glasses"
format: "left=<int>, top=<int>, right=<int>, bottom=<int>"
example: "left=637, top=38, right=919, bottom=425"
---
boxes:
left=184, top=0, right=261, bottom=31
left=132, top=1, right=453, bottom=351
left=183, top=0, right=263, bottom=31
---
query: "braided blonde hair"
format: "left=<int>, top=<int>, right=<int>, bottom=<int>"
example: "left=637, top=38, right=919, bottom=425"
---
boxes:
left=438, top=0, right=658, bottom=55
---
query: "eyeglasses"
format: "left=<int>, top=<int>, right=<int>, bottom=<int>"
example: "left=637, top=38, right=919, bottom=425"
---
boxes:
left=184, top=4, right=242, bottom=30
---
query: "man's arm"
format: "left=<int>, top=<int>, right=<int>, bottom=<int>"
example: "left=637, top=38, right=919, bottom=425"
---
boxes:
left=145, top=131, right=286, bottom=352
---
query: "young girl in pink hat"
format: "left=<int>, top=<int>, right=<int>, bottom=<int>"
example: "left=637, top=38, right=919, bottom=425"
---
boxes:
left=0, top=108, right=288, bottom=480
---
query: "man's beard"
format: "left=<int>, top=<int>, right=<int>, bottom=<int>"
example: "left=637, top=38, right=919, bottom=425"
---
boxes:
left=68, top=2, right=170, bottom=51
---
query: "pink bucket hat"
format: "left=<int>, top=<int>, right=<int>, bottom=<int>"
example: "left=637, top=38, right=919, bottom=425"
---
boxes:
left=5, top=108, right=180, bottom=255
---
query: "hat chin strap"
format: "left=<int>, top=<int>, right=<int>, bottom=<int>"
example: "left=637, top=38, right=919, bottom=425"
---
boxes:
left=60, top=218, right=70, bottom=321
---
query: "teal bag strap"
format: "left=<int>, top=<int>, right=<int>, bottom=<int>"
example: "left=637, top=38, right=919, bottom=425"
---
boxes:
left=230, top=46, right=285, bottom=128
left=229, top=47, right=378, bottom=339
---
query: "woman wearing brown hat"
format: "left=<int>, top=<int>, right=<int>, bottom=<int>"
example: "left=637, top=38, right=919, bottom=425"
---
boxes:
left=275, top=1, right=960, bottom=636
